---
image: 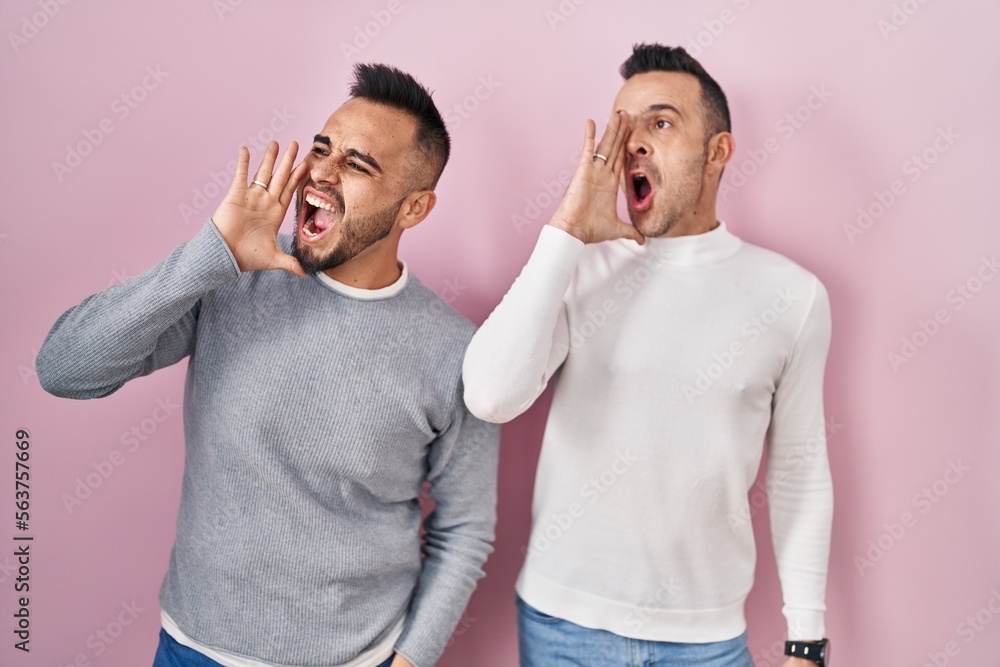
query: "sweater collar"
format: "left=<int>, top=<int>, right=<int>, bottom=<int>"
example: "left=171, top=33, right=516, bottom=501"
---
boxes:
left=314, top=261, right=409, bottom=300
left=640, top=220, right=741, bottom=266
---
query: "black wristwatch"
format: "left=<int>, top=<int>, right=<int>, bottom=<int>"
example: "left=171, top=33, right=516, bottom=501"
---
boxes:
left=784, top=638, right=829, bottom=665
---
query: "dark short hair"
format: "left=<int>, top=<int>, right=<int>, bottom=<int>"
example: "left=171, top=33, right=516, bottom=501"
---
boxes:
left=349, top=62, right=451, bottom=189
left=620, top=43, right=731, bottom=138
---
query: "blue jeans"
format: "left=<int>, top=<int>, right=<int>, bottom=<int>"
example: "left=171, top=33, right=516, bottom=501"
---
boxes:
left=152, top=628, right=395, bottom=667
left=517, top=594, right=755, bottom=666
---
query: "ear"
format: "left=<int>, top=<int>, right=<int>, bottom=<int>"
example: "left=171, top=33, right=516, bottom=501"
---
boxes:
left=396, top=189, right=437, bottom=231
left=705, top=131, right=735, bottom=179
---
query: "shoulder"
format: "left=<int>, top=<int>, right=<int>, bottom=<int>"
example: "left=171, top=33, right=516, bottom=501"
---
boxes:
left=403, top=273, right=477, bottom=346
left=398, top=273, right=478, bottom=411
left=734, top=239, right=826, bottom=295
left=733, top=241, right=831, bottom=346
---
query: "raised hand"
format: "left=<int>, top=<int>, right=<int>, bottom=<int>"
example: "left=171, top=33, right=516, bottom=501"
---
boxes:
left=549, top=111, right=644, bottom=245
left=211, top=140, right=310, bottom=276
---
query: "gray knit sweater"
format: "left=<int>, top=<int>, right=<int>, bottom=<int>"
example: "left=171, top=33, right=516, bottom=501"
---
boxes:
left=36, top=219, right=500, bottom=667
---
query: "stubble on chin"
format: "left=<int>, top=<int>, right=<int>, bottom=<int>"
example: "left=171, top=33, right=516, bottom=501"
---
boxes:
left=633, top=153, right=709, bottom=239
left=628, top=202, right=682, bottom=239
left=292, top=238, right=341, bottom=274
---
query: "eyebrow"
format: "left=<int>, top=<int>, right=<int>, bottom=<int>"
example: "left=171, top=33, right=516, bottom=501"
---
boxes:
left=312, top=135, right=383, bottom=173
left=644, top=103, right=683, bottom=118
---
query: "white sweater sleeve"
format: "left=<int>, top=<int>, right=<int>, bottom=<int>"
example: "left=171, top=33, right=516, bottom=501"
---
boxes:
left=765, top=277, right=834, bottom=640
left=462, top=225, right=585, bottom=424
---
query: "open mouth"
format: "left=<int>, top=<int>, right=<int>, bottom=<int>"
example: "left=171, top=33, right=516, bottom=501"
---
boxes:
left=299, top=189, right=340, bottom=243
left=628, top=170, right=654, bottom=211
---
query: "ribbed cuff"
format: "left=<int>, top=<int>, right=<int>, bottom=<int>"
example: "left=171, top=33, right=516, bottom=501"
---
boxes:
left=204, top=218, right=242, bottom=278
left=785, top=608, right=825, bottom=640
left=533, top=225, right=586, bottom=277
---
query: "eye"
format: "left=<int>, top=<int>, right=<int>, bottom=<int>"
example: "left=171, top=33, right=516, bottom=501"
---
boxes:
left=348, top=162, right=367, bottom=173
left=655, top=119, right=672, bottom=130
left=311, top=146, right=329, bottom=156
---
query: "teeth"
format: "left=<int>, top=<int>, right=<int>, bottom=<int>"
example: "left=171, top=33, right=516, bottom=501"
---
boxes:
left=305, top=193, right=336, bottom=212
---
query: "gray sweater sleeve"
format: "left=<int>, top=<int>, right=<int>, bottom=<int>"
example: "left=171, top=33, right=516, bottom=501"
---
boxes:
left=394, top=375, right=501, bottom=667
left=36, top=219, right=241, bottom=399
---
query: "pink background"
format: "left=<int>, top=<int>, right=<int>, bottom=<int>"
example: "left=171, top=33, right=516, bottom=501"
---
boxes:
left=3, top=1, right=999, bottom=665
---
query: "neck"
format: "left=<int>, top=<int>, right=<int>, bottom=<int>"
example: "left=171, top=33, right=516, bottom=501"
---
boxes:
left=660, top=215, right=719, bottom=238
left=639, top=217, right=740, bottom=266
left=322, top=235, right=403, bottom=290
left=657, top=191, right=720, bottom=238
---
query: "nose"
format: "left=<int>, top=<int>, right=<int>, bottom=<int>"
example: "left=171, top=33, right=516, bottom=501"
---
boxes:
left=308, top=152, right=341, bottom=188
left=625, top=124, right=650, bottom=158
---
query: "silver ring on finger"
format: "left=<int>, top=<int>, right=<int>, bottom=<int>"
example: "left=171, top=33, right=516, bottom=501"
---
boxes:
left=251, top=180, right=269, bottom=189
left=593, top=153, right=608, bottom=163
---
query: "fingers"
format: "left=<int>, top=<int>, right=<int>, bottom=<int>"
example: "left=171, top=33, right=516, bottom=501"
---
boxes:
left=616, top=220, right=645, bottom=245
left=268, top=141, right=299, bottom=197
left=609, top=111, right=631, bottom=174
left=280, top=161, right=309, bottom=209
left=593, top=111, right=624, bottom=166
left=273, top=251, right=306, bottom=278
left=251, top=140, right=280, bottom=188
left=233, top=146, right=250, bottom=190
left=578, top=119, right=596, bottom=167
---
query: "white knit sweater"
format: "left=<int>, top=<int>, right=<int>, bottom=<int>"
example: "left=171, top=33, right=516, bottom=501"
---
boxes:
left=463, top=221, right=833, bottom=642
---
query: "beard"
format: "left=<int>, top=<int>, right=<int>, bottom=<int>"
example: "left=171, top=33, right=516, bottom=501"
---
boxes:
left=291, top=190, right=405, bottom=275
left=628, top=143, right=709, bottom=238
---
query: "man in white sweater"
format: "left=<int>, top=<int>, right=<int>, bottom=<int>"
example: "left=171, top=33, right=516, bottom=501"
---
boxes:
left=463, top=44, right=832, bottom=666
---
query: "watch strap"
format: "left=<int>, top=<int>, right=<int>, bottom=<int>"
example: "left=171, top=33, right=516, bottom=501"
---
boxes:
left=784, top=638, right=828, bottom=665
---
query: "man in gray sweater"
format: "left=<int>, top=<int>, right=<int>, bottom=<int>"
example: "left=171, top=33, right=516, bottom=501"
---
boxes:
left=36, top=63, right=499, bottom=667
